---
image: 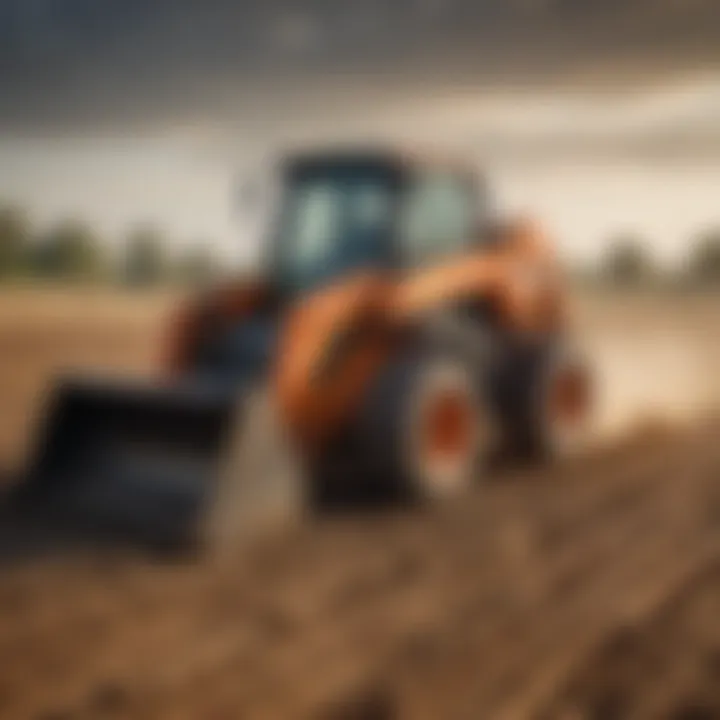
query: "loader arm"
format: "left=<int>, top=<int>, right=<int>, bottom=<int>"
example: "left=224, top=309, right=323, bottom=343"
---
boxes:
left=390, top=220, right=567, bottom=334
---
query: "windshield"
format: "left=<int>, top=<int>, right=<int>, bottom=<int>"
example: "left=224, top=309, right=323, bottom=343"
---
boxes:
left=272, top=165, right=396, bottom=295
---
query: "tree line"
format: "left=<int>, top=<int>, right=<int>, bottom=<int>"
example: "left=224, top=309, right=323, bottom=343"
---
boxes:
left=2, top=201, right=720, bottom=290
left=0, top=204, right=219, bottom=288
left=590, top=229, right=720, bottom=289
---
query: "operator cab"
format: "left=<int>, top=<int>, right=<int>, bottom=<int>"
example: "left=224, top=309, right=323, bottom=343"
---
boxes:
left=261, top=149, right=489, bottom=298
left=195, top=150, right=488, bottom=389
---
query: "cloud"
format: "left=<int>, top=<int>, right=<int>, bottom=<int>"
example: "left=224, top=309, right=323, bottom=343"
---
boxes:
left=0, top=0, right=719, bottom=136
left=388, top=76, right=720, bottom=162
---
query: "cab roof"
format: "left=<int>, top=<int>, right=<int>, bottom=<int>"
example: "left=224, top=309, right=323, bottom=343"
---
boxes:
left=283, top=144, right=477, bottom=178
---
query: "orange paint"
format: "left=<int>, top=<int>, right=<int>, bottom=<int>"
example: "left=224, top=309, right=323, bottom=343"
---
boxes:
left=274, top=274, right=395, bottom=452
left=421, top=390, right=474, bottom=464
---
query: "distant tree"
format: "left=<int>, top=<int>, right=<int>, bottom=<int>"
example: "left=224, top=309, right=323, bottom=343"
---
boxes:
left=32, top=220, right=107, bottom=281
left=122, top=226, right=168, bottom=287
left=601, top=235, right=655, bottom=286
left=0, top=205, right=31, bottom=279
left=687, top=229, right=720, bottom=286
left=174, top=244, right=218, bottom=287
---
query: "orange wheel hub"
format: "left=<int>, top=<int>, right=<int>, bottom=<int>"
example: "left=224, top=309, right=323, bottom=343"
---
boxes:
left=550, top=367, right=589, bottom=426
left=421, top=390, right=474, bottom=464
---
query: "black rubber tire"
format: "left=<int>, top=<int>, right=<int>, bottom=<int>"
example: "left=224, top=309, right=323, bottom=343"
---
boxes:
left=356, top=350, right=487, bottom=502
left=499, top=340, right=592, bottom=463
left=306, top=422, right=394, bottom=511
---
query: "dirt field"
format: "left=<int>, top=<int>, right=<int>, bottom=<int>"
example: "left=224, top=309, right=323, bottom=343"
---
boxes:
left=0, top=287, right=178, bottom=472
left=1, top=288, right=720, bottom=720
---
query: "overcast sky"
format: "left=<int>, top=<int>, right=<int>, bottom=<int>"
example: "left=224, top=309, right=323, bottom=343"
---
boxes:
left=1, top=0, right=719, bottom=265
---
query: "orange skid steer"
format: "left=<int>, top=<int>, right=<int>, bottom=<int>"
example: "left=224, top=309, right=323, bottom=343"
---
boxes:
left=10, top=148, right=592, bottom=550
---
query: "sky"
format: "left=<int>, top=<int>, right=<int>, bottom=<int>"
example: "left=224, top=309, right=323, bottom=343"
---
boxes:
left=1, top=0, right=720, bottom=267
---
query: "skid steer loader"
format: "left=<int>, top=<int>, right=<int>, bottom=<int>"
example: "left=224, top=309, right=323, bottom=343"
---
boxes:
left=9, top=148, right=592, bottom=551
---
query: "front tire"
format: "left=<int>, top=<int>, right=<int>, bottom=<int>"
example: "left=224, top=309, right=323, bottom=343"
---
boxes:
left=359, top=351, right=491, bottom=502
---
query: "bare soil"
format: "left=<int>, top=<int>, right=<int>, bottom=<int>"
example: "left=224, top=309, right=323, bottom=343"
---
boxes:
left=0, top=288, right=719, bottom=720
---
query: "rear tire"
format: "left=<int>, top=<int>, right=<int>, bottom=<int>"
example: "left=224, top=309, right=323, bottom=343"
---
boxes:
left=502, top=340, right=592, bottom=463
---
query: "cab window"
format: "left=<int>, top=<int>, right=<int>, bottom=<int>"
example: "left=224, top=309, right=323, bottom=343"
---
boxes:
left=400, top=173, right=476, bottom=265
